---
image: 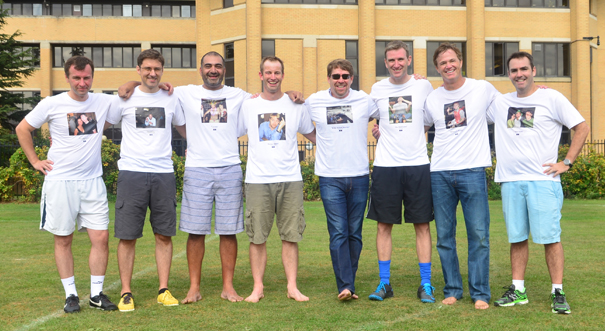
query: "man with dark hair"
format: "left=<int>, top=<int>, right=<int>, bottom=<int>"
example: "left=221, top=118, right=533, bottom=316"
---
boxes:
left=107, top=48, right=186, bottom=312
left=16, top=56, right=117, bottom=313
left=366, top=40, right=436, bottom=303
left=489, top=51, right=589, bottom=314
left=241, top=56, right=316, bottom=303
left=424, top=42, right=499, bottom=310
left=305, top=59, right=378, bottom=301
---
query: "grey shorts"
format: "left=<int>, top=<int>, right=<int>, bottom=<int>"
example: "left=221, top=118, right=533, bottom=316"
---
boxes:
left=114, top=171, right=177, bottom=240
left=179, top=165, right=244, bottom=235
left=244, top=181, right=306, bottom=244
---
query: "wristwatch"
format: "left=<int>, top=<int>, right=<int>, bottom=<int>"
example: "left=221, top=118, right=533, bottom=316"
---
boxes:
left=563, top=159, right=573, bottom=168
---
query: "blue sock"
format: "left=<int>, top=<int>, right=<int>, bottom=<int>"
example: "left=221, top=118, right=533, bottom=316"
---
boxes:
left=419, top=262, right=431, bottom=286
left=378, top=260, right=391, bottom=285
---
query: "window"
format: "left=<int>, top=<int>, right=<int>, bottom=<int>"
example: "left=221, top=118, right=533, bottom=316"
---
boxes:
left=261, top=0, right=357, bottom=4
left=485, top=0, right=568, bottom=7
left=53, top=45, right=141, bottom=68
left=224, top=0, right=234, bottom=8
left=6, top=2, right=195, bottom=17
left=10, top=91, right=41, bottom=111
left=16, top=45, right=41, bottom=67
left=532, top=43, right=570, bottom=77
left=485, top=42, right=519, bottom=76
left=375, top=41, right=414, bottom=77
left=224, top=43, right=235, bottom=87
left=376, top=0, right=465, bottom=5
left=346, top=41, right=359, bottom=91
left=151, top=46, right=197, bottom=68
left=262, top=40, right=275, bottom=58
left=426, top=41, right=466, bottom=77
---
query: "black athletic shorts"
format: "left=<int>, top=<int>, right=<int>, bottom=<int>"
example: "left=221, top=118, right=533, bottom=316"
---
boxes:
left=366, top=164, right=433, bottom=224
left=114, top=170, right=177, bottom=239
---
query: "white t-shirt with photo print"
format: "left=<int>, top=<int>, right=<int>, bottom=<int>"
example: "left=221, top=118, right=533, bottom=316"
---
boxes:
left=370, top=77, right=433, bottom=167
left=305, top=89, right=379, bottom=177
left=24, top=92, right=113, bottom=180
left=107, top=87, right=185, bottom=173
left=241, top=94, right=315, bottom=184
left=424, top=78, right=500, bottom=172
left=487, top=88, right=585, bottom=183
left=175, top=85, right=251, bottom=168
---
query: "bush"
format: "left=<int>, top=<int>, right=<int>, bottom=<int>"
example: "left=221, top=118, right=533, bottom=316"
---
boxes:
left=0, top=146, right=46, bottom=202
left=301, top=159, right=321, bottom=201
left=560, top=145, right=605, bottom=199
left=101, top=139, right=120, bottom=197
left=172, top=151, right=185, bottom=201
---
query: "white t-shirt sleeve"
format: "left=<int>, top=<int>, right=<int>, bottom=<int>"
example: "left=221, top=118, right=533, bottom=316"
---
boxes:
left=297, top=104, right=315, bottom=135
left=423, top=98, right=434, bottom=127
left=24, top=97, right=51, bottom=128
left=553, top=91, right=585, bottom=129
left=106, top=96, right=123, bottom=125
left=172, top=97, right=186, bottom=126
left=368, top=96, right=379, bottom=119
left=485, top=81, right=501, bottom=108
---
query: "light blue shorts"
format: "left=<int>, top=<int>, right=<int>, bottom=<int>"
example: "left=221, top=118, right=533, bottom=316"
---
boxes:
left=501, top=181, right=563, bottom=244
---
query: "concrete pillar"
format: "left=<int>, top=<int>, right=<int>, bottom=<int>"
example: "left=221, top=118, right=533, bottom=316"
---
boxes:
left=570, top=0, right=591, bottom=133
left=358, top=0, right=375, bottom=92
left=246, top=0, right=262, bottom=93
left=466, top=0, right=485, bottom=79
left=303, top=38, right=317, bottom=98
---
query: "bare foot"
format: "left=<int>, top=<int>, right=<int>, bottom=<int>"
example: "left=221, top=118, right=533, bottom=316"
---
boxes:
left=475, top=300, right=489, bottom=310
left=181, top=289, right=202, bottom=304
left=244, top=291, right=264, bottom=303
left=287, top=288, right=309, bottom=302
left=338, top=289, right=352, bottom=301
left=442, top=296, right=458, bottom=305
left=221, top=289, right=243, bottom=302
left=352, top=294, right=358, bottom=300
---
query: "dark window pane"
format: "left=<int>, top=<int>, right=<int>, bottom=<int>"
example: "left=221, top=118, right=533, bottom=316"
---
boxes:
left=224, top=0, right=235, bottom=7
left=544, top=43, right=556, bottom=76
left=62, top=4, right=71, bottom=16
left=142, top=5, right=151, bottom=16
left=124, top=47, right=133, bottom=68
left=533, top=43, right=544, bottom=76
left=54, top=47, right=63, bottom=67
left=93, top=4, right=102, bottom=16
left=133, top=48, right=141, bottom=60
left=83, top=47, right=92, bottom=57
left=12, top=3, right=21, bottom=15
left=23, top=3, right=33, bottom=15
left=103, top=4, right=112, bottom=16
left=225, top=43, right=235, bottom=59
left=163, top=48, right=172, bottom=67
left=225, top=61, right=234, bottom=79
left=531, top=0, right=543, bottom=6
left=113, top=47, right=123, bottom=67
left=113, top=5, right=122, bottom=16
left=162, top=5, right=171, bottom=17
left=103, top=47, right=112, bottom=67
left=191, top=6, right=196, bottom=17
left=172, top=48, right=182, bottom=67
left=152, top=5, right=161, bottom=16
left=52, top=4, right=61, bottom=16
left=346, top=41, right=357, bottom=58
left=63, top=47, right=72, bottom=63
left=183, top=48, right=191, bottom=67
left=519, top=0, right=531, bottom=6
left=172, top=6, right=180, bottom=17
left=262, top=40, right=275, bottom=57
left=494, top=42, right=503, bottom=76
left=485, top=43, right=493, bottom=76
left=375, top=41, right=386, bottom=77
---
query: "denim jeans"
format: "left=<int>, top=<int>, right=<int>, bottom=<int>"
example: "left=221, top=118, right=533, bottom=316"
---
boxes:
left=319, top=175, right=369, bottom=294
left=431, top=168, right=491, bottom=303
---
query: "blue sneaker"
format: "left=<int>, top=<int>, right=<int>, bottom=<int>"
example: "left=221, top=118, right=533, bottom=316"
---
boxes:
left=417, top=284, right=436, bottom=303
left=368, top=282, right=393, bottom=301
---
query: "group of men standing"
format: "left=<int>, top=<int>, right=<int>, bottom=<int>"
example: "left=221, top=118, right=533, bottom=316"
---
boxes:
left=16, top=40, right=587, bottom=315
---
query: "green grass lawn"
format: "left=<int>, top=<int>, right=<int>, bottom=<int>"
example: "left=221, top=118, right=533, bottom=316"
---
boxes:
left=1, top=200, right=604, bottom=330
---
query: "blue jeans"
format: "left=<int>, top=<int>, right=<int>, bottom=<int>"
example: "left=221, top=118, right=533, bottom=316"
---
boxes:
left=319, top=175, right=369, bottom=294
left=431, top=168, right=491, bottom=303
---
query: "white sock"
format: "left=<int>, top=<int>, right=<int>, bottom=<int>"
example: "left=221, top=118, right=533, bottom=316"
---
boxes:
left=91, top=275, right=105, bottom=297
left=61, top=276, right=78, bottom=298
left=552, top=284, right=562, bottom=294
left=512, top=279, right=525, bottom=292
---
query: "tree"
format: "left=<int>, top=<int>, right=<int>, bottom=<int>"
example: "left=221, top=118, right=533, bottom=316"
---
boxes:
left=0, top=2, right=40, bottom=142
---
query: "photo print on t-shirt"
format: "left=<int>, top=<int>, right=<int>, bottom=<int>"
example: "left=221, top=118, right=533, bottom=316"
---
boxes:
left=258, top=113, right=286, bottom=141
left=67, top=112, right=98, bottom=136
left=326, top=105, right=353, bottom=125
left=507, top=107, right=535, bottom=129
left=388, top=95, right=412, bottom=124
left=201, top=98, right=227, bottom=124
left=135, top=107, right=166, bottom=129
left=443, top=100, right=467, bottom=129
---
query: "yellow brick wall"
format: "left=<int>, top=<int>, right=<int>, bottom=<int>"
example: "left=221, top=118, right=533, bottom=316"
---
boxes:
left=210, top=8, right=247, bottom=42
left=275, top=40, right=304, bottom=94
left=261, top=7, right=358, bottom=36
left=485, top=11, right=571, bottom=38
left=317, top=40, right=346, bottom=93
left=375, top=9, right=466, bottom=37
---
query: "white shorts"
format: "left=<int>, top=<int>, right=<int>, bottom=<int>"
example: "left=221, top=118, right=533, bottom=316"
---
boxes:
left=40, top=176, right=110, bottom=236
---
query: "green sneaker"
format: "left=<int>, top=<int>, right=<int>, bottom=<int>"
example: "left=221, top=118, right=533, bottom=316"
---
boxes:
left=494, top=285, right=528, bottom=307
left=551, top=289, right=571, bottom=314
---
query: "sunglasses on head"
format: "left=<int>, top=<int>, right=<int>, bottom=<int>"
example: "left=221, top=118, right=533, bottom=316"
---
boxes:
left=331, top=74, right=350, bottom=80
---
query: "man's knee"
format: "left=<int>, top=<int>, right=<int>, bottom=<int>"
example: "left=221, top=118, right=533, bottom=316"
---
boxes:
left=377, top=222, right=393, bottom=236
left=155, top=233, right=173, bottom=245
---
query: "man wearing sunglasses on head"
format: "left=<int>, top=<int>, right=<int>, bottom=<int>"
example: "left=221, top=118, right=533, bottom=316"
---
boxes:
left=305, top=59, right=378, bottom=301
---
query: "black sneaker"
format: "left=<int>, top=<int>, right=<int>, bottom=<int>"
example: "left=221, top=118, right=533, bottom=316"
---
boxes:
left=64, top=294, right=80, bottom=313
left=417, top=284, right=436, bottom=303
left=494, top=285, right=528, bottom=307
left=368, top=282, right=394, bottom=301
left=89, top=292, right=118, bottom=311
left=551, top=289, right=571, bottom=314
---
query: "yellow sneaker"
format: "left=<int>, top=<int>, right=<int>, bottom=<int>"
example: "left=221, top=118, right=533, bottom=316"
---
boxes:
left=118, top=293, right=135, bottom=312
left=157, top=290, right=179, bottom=306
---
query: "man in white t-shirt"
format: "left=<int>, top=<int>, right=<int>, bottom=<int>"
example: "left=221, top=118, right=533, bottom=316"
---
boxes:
left=423, top=43, right=499, bottom=310
left=305, top=59, right=379, bottom=301
left=488, top=52, right=589, bottom=314
left=15, top=56, right=118, bottom=313
left=366, top=41, right=436, bottom=303
left=106, top=49, right=186, bottom=312
left=240, top=56, right=316, bottom=303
